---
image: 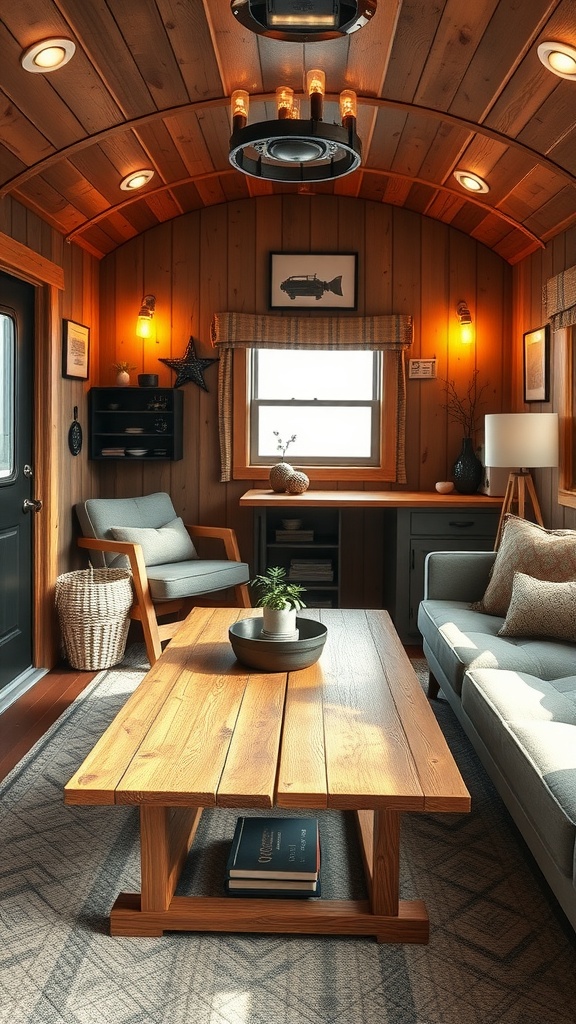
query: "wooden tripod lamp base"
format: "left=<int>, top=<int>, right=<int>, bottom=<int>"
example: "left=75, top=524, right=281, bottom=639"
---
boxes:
left=494, top=470, right=544, bottom=549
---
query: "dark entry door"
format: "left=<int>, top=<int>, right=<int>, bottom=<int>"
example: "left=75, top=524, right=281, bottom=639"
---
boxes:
left=0, top=271, right=36, bottom=693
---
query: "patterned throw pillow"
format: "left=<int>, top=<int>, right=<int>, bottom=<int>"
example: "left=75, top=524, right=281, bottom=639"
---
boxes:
left=473, top=515, right=576, bottom=617
left=109, top=517, right=198, bottom=566
left=499, top=572, right=576, bottom=642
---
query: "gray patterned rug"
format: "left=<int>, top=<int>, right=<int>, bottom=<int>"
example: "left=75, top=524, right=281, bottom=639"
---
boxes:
left=1, top=645, right=575, bottom=1024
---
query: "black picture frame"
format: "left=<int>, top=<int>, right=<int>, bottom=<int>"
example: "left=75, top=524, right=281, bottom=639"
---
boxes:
left=523, top=324, right=549, bottom=402
left=269, top=252, right=358, bottom=310
left=62, top=319, right=90, bottom=380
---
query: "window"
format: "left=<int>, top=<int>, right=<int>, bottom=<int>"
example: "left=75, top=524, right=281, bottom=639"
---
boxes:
left=0, top=313, right=15, bottom=480
left=249, top=348, right=381, bottom=466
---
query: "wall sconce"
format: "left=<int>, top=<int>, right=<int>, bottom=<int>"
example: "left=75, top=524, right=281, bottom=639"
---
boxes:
left=136, top=295, right=156, bottom=340
left=456, top=300, right=473, bottom=344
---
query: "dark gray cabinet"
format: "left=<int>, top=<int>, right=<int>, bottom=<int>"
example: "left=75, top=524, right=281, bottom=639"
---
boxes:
left=88, top=387, right=183, bottom=461
left=383, top=507, right=500, bottom=643
left=253, top=507, right=341, bottom=608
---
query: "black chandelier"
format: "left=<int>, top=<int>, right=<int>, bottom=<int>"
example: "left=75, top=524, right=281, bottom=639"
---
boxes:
left=230, top=1, right=377, bottom=42
left=229, top=71, right=362, bottom=183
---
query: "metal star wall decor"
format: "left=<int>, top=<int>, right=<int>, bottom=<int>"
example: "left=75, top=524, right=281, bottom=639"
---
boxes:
left=159, top=336, right=218, bottom=390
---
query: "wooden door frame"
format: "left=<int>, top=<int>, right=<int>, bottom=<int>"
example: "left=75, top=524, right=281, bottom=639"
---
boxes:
left=0, top=232, right=64, bottom=669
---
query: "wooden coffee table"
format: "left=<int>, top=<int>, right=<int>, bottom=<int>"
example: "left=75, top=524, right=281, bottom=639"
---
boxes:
left=64, top=607, right=470, bottom=942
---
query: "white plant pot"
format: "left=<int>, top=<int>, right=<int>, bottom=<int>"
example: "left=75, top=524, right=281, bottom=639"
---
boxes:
left=261, top=605, right=299, bottom=640
left=116, top=370, right=130, bottom=386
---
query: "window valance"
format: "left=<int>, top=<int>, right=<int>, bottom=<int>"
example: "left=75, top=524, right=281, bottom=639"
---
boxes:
left=545, top=266, right=576, bottom=330
left=210, top=312, right=413, bottom=483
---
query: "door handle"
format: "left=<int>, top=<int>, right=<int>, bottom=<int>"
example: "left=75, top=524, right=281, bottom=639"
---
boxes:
left=23, top=498, right=43, bottom=513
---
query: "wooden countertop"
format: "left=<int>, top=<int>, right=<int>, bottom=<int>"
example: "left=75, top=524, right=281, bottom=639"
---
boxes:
left=240, top=489, right=503, bottom=509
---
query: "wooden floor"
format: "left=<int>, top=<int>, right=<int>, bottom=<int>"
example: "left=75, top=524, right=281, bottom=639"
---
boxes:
left=0, top=663, right=96, bottom=783
left=0, top=643, right=424, bottom=786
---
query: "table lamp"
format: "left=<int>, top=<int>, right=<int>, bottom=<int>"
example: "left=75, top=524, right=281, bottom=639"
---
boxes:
left=484, top=412, right=559, bottom=548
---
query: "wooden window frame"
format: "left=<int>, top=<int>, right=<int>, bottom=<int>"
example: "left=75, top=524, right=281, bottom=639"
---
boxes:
left=232, top=349, right=399, bottom=482
left=558, top=326, right=576, bottom=509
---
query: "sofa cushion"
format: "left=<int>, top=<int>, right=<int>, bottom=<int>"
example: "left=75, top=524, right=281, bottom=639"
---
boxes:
left=418, top=599, right=576, bottom=697
left=472, top=515, right=576, bottom=617
left=147, top=560, right=249, bottom=601
left=110, top=517, right=198, bottom=566
left=462, top=670, right=576, bottom=878
left=499, top=572, right=576, bottom=642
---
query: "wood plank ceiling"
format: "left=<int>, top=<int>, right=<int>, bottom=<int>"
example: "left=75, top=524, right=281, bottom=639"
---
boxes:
left=1, top=0, right=576, bottom=263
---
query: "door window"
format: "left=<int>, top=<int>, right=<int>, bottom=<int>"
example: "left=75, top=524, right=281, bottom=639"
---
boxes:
left=0, top=313, right=15, bottom=480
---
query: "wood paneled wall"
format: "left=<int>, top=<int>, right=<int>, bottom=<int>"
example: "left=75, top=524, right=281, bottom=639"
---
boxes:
left=512, top=224, right=576, bottom=532
left=97, top=196, right=512, bottom=605
left=0, top=196, right=100, bottom=575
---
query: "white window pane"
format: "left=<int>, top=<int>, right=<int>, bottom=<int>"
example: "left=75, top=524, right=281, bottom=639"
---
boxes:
left=0, top=314, right=15, bottom=479
left=258, top=406, right=372, bottom=458
left=256, top=349, right=375, bottom=400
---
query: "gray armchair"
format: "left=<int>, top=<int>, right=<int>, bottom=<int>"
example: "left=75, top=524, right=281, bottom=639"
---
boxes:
left=75, top=492, right=250, bottom=666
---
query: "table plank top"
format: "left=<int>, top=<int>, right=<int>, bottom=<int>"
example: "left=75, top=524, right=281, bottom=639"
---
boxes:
left=239, top=488, right=502, bottom=508
left=64, top=607, right=470, bottom=815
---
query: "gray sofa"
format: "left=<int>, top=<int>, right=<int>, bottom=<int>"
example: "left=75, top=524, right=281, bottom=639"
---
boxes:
left=417, top=549, right=576, bottom=932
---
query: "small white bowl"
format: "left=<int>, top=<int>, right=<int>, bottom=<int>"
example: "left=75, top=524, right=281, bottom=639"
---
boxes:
left=435, top=481, right=454, bottom=494
left=281, top=519, right=302, bottom=531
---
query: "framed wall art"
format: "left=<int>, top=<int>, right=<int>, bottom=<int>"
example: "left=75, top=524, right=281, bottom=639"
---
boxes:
left=269, top=252, right=358, bottom=311
left=62, top=319, right=90, bottom=380
left=523, top=324, right=549, bottom=402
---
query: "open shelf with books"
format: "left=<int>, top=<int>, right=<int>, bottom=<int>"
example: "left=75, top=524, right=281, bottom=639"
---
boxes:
left=253, top=507, right=341, bottom=607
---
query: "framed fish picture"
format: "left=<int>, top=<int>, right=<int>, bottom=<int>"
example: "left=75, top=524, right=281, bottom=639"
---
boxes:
left=269, top=252, right=358, bottom=310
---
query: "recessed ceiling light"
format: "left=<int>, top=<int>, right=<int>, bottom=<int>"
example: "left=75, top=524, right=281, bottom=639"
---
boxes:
left=120, top=169, right=155, bottom=191
left=21, top=38, right=76, bottom=73
left=453, top=170, right=490, bottom=194
left=537, top=41, right=576, bottom=80
left=230, top=0, right=376, bottom=42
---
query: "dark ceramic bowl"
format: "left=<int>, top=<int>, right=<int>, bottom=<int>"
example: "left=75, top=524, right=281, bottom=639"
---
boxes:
left=229, top=617, right=327, bottom=672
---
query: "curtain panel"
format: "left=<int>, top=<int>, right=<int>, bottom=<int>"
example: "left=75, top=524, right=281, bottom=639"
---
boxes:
left=210, top=311, right=413, bottom=483
left=545, top=266, right=576, bottom=330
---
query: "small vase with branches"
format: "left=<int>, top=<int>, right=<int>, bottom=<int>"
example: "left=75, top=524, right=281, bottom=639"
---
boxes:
left=441, top=369, right=489, bottom=494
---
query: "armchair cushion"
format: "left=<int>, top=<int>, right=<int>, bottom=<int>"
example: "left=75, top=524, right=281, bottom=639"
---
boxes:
left=147, top=560, right=250, bottom=602
left=110, top=517, right=198, bottom=566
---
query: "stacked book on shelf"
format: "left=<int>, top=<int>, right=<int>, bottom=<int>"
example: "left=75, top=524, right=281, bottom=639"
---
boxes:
left=288, top=558, right=334, bottom=582
left=275, top=528, right=314, bottom=542
left=100, top=447, right=125, bottom=457
left=225, top=816, right=321, bottom=897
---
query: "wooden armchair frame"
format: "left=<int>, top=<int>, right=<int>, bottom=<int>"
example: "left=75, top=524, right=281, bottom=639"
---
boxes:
left=78, top=524, right=250, bottom=666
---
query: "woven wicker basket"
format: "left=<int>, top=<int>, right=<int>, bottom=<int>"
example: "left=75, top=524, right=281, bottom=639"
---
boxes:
left=55, top=567, right=133, bottom=670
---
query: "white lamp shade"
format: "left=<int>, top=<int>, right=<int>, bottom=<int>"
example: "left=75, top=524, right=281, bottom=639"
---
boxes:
left=484, top=413, right=558, bottom=469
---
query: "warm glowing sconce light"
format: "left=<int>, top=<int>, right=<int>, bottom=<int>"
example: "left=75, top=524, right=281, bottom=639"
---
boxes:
left=456, top=300, right=474, bottom=343
left=339, top=89, right=357, bottom=127
left=276, top=86, right=294, bottom=118
left=136, top=294, right=156, bottom=339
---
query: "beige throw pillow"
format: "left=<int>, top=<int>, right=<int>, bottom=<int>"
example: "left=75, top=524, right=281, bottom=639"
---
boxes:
left=499, top=572, right=576, bottom=642
left=109, top=517, right=197, bottom=566
left=473, top=515, right=576, bottom=617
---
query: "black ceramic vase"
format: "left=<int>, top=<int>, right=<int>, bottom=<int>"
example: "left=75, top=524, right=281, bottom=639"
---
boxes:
left=453, top=437, right=483, bottom=494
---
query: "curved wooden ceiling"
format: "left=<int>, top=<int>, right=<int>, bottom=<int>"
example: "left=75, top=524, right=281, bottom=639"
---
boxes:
left=1, top=1, right=576, bottom=263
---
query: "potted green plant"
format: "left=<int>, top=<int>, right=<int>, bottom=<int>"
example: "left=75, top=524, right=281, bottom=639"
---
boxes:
left=251, top=566, right=306, bottom=639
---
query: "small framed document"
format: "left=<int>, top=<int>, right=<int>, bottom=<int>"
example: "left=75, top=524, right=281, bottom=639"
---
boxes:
left=62, top=319, right=90, bottom=380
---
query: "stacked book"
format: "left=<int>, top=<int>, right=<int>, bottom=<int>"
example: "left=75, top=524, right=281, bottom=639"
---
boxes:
left=225, top=816, right=321, bottom=897
left=100, top=446, right=125, bottom=457
left=288, top=558, right=333, bottom=582
left=275, top=528, right=314, bottom=542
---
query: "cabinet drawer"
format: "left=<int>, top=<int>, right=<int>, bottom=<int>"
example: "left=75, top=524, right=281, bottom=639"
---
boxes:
left=409, top=510, right=500, bottom=537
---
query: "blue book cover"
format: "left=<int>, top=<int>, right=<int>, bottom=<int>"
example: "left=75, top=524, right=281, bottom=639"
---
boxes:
left=226, top=816, right=320, bottom=880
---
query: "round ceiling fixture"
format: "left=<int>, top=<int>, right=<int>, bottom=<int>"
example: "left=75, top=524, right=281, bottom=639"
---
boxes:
left=537, top=41, right=576, bottom=80
left=230, top=0, right=377, bottom=42
left=120, top=169, right=155, bottom=192
left=21, top=37, right=76, bottom=73
left=453, top=170, right=490, bottom=194
left=229, top=78, right=362, bottom=183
